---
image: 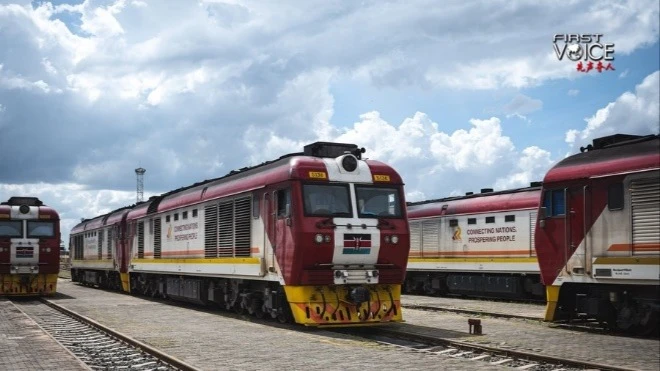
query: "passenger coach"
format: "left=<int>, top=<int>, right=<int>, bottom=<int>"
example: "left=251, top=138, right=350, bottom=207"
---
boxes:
left=406, top=185, right=544, bottom=300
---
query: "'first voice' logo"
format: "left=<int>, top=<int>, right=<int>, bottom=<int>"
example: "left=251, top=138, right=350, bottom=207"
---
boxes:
left=553, top=34, right=615, bottom=73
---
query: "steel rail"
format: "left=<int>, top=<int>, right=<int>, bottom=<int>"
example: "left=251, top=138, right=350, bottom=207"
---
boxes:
left=40, top=298, right=203, bottom=371
left=369, top=325, right=640, bottom=371
left=401, top=303, right=542, bottom=321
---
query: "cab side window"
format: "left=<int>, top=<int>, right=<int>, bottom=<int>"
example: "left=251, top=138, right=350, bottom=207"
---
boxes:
left=544, top=190, right=566, bottom=216
left=276, top=189, right=291, bottom=218
left=608, top=183, right=624, bottom=210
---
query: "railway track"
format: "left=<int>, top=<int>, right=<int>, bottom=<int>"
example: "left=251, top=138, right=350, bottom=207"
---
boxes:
left=10, top=298, right=201, bottom=371
left=403, top=303, right=659, bottom=339
left=402, top=303, right=542, bottom=321
left=338, top=324, right=639, bottom=371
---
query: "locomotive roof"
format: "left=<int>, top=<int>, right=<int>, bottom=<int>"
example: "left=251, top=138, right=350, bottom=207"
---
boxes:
left=73, top=142, right=400, bottom=224
left=0, top=196, right=59, bottom=219
left=544, top=134, right=659, bottom=183
left=70, top=205, right=133, bottom=234
left=407, top=185, right=541, bottom=218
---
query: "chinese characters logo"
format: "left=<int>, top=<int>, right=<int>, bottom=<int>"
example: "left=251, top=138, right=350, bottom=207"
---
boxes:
left=553, top=34, right=615, bottom=73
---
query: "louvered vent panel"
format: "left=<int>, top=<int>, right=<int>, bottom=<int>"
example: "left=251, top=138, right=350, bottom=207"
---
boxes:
left=137, top=221, right=144, bottom=258
left=218, top=201, right=234, bottom=257
left=234, top=196, right=252, bottom=257
left=409, top=220, right=422, bottom=254
left=205, top=204, right=218, bottom=258
left=421, top=219, right=440, bottom=256
left=107, top=228, right=113, bottom=259
left=97, top=230, right=104, bottom=260
left=631, top=178, right=660, bottom=254
left=529, top=211, right=537, bottom=256
left=154, top=218, right=162, bottom=259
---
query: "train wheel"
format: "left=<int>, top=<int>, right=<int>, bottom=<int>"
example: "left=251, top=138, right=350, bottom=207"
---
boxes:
left=636, top=305, right=658, bottom=336
left=277, top=305, right=293, bottom=324
left=234, top=301, right=246, bottom=315
left=249, top=297, right=265, bottom=319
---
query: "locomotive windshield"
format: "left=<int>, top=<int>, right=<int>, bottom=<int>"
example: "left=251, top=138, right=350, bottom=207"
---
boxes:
left=0, top=220, right=23, bottom=237
left=356, top=186, right=402, bottom=218
left=27, top=221, right=55, bottom=237
left=303, top=184, right=351, bottom=217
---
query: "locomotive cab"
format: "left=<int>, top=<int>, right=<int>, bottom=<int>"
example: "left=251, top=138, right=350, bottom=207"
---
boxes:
left=0, top=196, right=60, bottom=295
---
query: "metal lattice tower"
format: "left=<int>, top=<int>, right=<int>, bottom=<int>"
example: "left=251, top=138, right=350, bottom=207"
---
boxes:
left=135, top=167, right=146, bottom=203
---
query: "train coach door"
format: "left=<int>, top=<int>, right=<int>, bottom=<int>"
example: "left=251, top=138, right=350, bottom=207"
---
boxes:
left=112, top=224, right=119, bottom=271
left=264, top=193, right=275, bottom=272
left=272, top=189, right=292, bottom=271
left=582, top=183, right=592, bottom=275
left=565, top=186, right=586, bottom=275
left=542, top=188, right=572, bottom=274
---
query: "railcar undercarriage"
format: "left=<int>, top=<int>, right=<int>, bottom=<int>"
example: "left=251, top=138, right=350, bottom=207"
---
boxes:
left=71, top=268, right=402, bottom=326
left=404, top=272, right=545, bottom=300
left=555, top=283, right=659, bottom=336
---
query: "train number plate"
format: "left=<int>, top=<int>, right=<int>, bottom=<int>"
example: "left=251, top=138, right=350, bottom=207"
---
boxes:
left=309, top=171, right=327, bottom=179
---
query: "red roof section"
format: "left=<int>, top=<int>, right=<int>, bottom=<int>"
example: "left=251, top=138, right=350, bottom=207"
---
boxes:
left=544, top=153, right=660, bottom=184
left=408, top=189, right=541, bottom=218
left=105, top=209, right=130, bottom=225
left=126, top=202, right=150, bottom=220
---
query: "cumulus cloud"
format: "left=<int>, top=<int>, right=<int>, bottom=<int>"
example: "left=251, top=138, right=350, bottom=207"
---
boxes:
left=565, top=71, right=660, bottom=152
left=330, top=112, right=537, bottom=198
left=494, top=146, right=554, bottom=189
left=0, top=1, right=658, bottom=242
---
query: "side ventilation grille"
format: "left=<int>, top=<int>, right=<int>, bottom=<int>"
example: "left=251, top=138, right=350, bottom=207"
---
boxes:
left=137, top=221, right=144, bottom=258
left=107, top=228, right=113, bottom=259
left=97, top=230, right=104, bottom=260
left=205, top=204, right=219, bottom=258
left=204, top=195, right=252, bottom=258
left=154, top=218, right=161, bottom=258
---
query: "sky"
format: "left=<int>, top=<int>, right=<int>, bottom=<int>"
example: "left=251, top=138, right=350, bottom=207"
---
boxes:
left=0, top=0, right=659, bottom=247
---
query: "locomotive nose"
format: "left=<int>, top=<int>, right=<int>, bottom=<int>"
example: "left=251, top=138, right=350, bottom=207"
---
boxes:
left=349, top=286, right=371, bottom=305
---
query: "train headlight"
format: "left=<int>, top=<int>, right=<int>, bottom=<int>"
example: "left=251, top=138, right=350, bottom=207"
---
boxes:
left=46, top=248, right=51, bottom=253
left=314, top=234, right=324, bottom=244
left=19, top=205, right=30, bottom=214
left=323, top=235, right=331, bottom=243
left=384, top=235, right=390, bottom=243
left=391, top=235, right=399, bottom=244
left=341, top=155, right=358, bottom=172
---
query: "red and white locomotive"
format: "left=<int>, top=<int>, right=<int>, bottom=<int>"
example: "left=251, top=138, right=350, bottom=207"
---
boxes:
left=71, top=142, right=410, bottom=326
left=0, top=197, right=61, bottom=295
left=405, top=185, right=545, bottom=299
left=536, top=134, right=659, bottom=333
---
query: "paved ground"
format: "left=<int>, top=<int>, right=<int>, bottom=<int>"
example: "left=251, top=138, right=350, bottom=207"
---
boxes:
left=402, top=294, right=546, bottom=319
left=20, top=279, right=510, bottom=371
left=400, top=294, right=659, bottom=371
left=2, top=279, right=658, bottom=371
left=0, top=298, right=90, bottom=371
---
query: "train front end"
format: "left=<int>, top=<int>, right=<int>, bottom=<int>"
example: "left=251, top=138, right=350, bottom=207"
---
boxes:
left=282, top=143, right=410, bottom=326
left=0, top=197, right=60, bottom=296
